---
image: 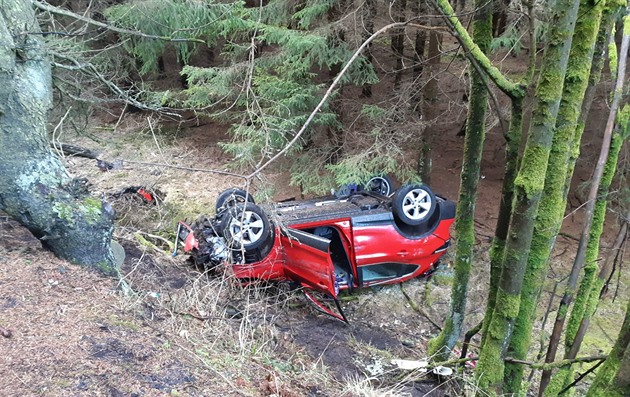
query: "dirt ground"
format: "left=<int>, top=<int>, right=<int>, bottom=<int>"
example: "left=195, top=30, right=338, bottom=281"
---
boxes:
left=1, top=39, right=628, bottom=397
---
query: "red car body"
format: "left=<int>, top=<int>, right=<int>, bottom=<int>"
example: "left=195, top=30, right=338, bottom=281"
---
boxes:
left=178, top=185, right=455, bottom=321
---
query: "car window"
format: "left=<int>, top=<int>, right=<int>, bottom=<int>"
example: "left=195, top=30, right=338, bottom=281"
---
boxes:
left=360, top=263, right=418, bottom=283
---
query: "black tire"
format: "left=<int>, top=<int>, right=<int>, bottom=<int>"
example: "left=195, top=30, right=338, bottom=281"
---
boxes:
left=364, top=175, right=394, bottom=196
left=392, top=184, right=436, bottom=226
left=215, top=188, right=255, bottom=212
left=221, top=203, right=272, bottom=252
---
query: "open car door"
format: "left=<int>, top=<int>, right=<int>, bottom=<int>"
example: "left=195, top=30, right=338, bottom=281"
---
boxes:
left=281, top=228, right=347, bottom=323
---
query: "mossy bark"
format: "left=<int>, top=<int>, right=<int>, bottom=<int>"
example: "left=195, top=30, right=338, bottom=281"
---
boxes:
left=585, top=296, right=630, bottom=397
left=0, top=0, right=116, bottom=272
left=502, top=0, right=606, bottom=393
left=480, top=91, right=524, bottom=350
left=540, top=12, right=629, bottom=395
left=428, top=0, right=492, bottom=361
left=563, top=4, right=620, bottom=201
left=431, top=0, right=525, bottom=99
left=474, top=0, right=581, bottom=392
left=544, top=126, right=627, bottom=397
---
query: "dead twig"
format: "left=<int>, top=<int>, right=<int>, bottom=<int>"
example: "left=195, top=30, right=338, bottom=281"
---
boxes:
left=51, top=143, right=100, bottom=160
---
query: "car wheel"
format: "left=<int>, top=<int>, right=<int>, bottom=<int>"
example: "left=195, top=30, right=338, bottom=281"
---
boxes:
left=392, top=184, right=436, bottom=226
left=221, top=203, right=272, bottom=251
left=365, top=175, right=394, bottom=196
left=215, top=188, right=255, bottom=212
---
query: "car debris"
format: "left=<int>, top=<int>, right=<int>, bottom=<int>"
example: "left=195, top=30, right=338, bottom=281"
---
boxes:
left=175, top=181, right=455, bottom=322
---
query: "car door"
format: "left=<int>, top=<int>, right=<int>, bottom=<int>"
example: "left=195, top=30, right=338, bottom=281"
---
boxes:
left=281, top=228, right=337, bottom=296
left=280, top=228, right=347, bottom=322
left=350, top=213, right=438, bottom=285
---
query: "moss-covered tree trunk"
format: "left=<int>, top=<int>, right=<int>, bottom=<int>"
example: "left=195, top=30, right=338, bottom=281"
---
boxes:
left=0, top=0, right=116, bottom=272
left=502, top=0, right=607, bottom=393
left=586, top=296, right=630, bottom=397
left=427, top=0, right=492, bottom=361
left=479, top=98, right=523, bottom=347
left=474, top=0, right=581, bottom=391
left=543, top=14, right=630, bottom=396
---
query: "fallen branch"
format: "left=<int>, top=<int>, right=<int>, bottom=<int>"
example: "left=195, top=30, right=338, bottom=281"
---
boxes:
left=122, top=160, right=246, bottom=179
left=505, top=354, right=606, bottom=370
left=400, top=284, right=443, bottom=331
left=52, top=143, right=100, bottom=159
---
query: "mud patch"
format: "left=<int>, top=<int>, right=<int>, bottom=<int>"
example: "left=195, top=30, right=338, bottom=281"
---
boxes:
left=292, top=316, right=406, bottom=380
left=84, top=336, right=152, bottom=362
left=120, top=240, right=189, bottom=292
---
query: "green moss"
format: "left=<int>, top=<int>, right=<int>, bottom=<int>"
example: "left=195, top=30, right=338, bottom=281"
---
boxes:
left=514, top=145, right=549, bottom=199
left=608, top=33, right=618, bottom=76
left=433, top=0, right=524, bottom=99
left=53, top=202, right=75, bottom=223
left=81, top=197, right=103, bottom=225
left=476, top=290, right=522, bottom=392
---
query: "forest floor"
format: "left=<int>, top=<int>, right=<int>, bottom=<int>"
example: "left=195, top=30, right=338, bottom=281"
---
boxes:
left=1, top=50, right=628, bottom=396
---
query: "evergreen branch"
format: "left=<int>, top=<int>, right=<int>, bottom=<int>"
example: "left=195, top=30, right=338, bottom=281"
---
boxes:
left=51, top=51, right=179, bottom=116
left=32, top=1, right=205, bottom=44
left=247, top=21, right=415, bottom=180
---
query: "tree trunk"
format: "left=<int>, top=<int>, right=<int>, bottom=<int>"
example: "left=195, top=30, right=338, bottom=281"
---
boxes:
left=326, top=0, right=347, bottom=163
left=586, top=296, right=630, bottom=397
left=361, top=0, right=377, bottom=97
left=409, top=0, right=427, bottom=115
left=419, top=15, right=443, bottom=184
left=0, top=0, right=116, bottom=272
left=539, top=16, right=630, bottom=396
left=391, top=0, right=407, bottom=90
left=480, top=97, right=523, bottom=347
left=474, top=0, right=581, bottom=391
left=428, top=0, right=492, bottom=361
left=502, top=0, right=607, bottom=392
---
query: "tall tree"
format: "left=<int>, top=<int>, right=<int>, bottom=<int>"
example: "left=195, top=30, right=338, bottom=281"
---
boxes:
left=586, top=296, right=630, bottom=397
left=361, top=0, right=377, bottom=97
left=0, top=0, right=116, bottom=272
left=428, top=0, right=492, bottom=360
left=475, top=0, right=581, bottom=391
left=391, top=0, right=407, bottom=90
left=541, top=11, right=629, bottom=395
left=502, top=0, right=609, bottom=392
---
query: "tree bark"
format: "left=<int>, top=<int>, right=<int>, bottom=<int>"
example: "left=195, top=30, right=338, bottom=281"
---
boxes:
left=480, top=97, right=523, bottom=347
left=540, top=13, right=629, bottom=396
left=540, top=12, right=630, bottom=396
left=474, top=0, right=581, bottom=391
left=361, top=0, right=377, bottom=97
left=428, top=0, right=492, bottom=361
left=0, top=0, right=116, bottom=272
left=391, top=0, right=407, bottom=91
left=586, top=295, right=630, bottom=397
left=502, top=0, right=607, bottom=392
left=410, top=0, right=427, bottom=116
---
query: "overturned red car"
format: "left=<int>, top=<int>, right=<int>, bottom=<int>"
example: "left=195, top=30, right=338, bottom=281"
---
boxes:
left=175, top=181, right=455, bottom=321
